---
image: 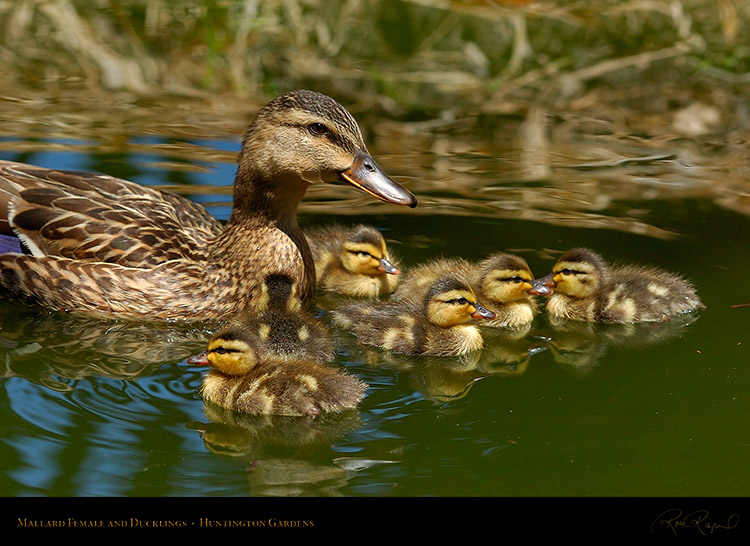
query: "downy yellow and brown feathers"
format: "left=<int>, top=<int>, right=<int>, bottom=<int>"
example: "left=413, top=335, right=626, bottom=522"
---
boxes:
left=392, top=252, right=539, bottom=328
left=530, top=247, right=703, bottom=323
left=0, top=90, right=416, bottom=320
left=305, top=224, right=400, bottom=298
left=333, top=276, right=496, bottom=357
left=189, top=274, right=366, bottom=417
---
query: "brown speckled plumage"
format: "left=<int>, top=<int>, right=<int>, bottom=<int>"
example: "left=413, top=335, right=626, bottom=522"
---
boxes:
left=0, top=90, right=416, bottom=320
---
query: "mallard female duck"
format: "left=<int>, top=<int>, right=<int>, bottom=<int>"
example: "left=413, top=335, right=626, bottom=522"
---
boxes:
left=392, top=252, right=541, bottom=328
left=0, top=90, right=416, bottom=320
left=333, top=276, right=496, bottom=357
left=528, top=247, right=703, bottom=323
left=304, top=224, right=400, bottom=298
left=187, top=273, right=366, bottom=417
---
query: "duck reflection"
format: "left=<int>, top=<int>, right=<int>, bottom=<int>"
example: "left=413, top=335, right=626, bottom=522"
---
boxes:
left=541, top=313, right=701, bottom=374
left=0, top=302, right=214, bottom=388
left=186, top=403, right=366, bottom=496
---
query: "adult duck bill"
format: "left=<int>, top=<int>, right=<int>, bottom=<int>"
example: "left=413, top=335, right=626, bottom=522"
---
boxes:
left=340, top=150, right=417, bottom=208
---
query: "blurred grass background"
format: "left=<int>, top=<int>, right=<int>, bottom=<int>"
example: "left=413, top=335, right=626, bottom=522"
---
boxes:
left=1, top=0, right=749, bottom=224
left=1, top=0, right=747, bottom=125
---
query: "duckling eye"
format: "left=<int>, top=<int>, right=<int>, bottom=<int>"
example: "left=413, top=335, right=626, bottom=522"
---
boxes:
left=499, top=276, right=525, bottom=283
left=211, top=346, right=238, bottom=355
left=559, top=268, right=573, bottom=275
left=349, top=250, right=373, bottom=259
left=309, top=122, right=328, bottom=135
left=446, top=297, right=469, bottom=305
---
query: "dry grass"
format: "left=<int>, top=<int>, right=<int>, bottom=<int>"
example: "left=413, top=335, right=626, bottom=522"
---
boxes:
left=1, top=0, right=749, bottom=233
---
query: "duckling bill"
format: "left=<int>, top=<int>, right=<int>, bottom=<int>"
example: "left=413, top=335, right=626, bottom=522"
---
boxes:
left=529, top=247, right=704, bottom=323
left=0, top=90, right=416, bottom=320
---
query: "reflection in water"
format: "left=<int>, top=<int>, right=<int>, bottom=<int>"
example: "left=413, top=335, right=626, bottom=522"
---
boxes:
left=0, top=303, right=216, bottom=389
left=541, top=314, right=702, bottom=375
left=186, top=402, right=368, bottom=497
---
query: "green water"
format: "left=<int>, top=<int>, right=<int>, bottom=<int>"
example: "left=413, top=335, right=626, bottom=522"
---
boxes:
left=0, top=133, right=746, bottom=503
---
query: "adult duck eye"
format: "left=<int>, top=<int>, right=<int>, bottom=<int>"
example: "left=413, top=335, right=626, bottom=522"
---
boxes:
left=309, top=122, right=328, bottom=135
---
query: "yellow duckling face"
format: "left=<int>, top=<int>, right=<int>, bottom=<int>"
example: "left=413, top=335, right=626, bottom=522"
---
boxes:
left=531, top=248, right=609, bottom=299
left=340, top=227, right=399, bottom=277
left=241, top=90, right=416, bottom=207
left=425, top=278, right=496, bottom=328
left=187, top=330, right=260, bottom=376
left=479, top=254, right=535, bottom=303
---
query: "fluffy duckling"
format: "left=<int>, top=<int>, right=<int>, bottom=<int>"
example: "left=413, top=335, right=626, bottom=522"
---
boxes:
left=188, top=274, right=365, bottom=417
left=392, top=252, right=541, bottom=328
left=305, top=224, right=400, bottom=298
left=333, top=276, right=496, bottom=357
left=232, top=273, right=335, bottom=363
left=529, top=247, right=703, bottom=323
left=188, top=328, right=367, bottom=418
left=0, top=90, right=416, bottom=320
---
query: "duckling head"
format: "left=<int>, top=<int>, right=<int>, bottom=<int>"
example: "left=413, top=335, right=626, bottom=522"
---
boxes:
left=255, top=273, right=303, bottom=313
left=188, top=328, right=261, bottom=376
left=478, top=253, right=535, bottom=303
left=340, top=225, right=400, bottom=277
left=234, top=89, right=417, bottom=212
left=531, top=248, right=610, bottom=299
left=425, top=277, right=496, bottom=328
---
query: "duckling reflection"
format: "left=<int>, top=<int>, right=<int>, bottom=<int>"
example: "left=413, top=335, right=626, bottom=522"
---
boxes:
left=476, top=327, right=549, bottom=376
left=186, top=405, right=365, bottom=497
left=530, top=247, right=704, bottom=323
left=541, top=313, right=701, bottom=374
left=333, top=276, right=495, bottom=357
left=305, top=224, right=401, bottom=299
left=392, top=252, right=541, bottom=329
left=189, top=274, right=367, bottom=417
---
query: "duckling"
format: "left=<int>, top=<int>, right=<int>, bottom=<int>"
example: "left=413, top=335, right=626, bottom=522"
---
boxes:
left=304, top=224, right=400, bottom=298
left=529, top=247, right=704, bottom=323
left=188, top=328, right=367, bottom=418
left=230, top=273, right=335, bottom=364
left=333, top=276, right=496, bottom=357
left=0, top=90, right=417, bottom=320
left=188, top=273, right=365, bottom=417
left=392, top=252, right=539, bottom=328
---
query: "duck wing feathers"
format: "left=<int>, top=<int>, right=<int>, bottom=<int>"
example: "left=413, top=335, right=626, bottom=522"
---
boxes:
left=0, top=160, right=222, bottom=268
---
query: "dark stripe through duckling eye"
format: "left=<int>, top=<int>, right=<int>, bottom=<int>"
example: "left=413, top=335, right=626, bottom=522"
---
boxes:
left=348, top=250, right=375, bottom=259
left=210, top=346, right=241, bottom=355
left=556, top=268, right=587, bottom=276
left=445, top=297, right=472, bottom=305
left=497, top=276, right=527, bottom=283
